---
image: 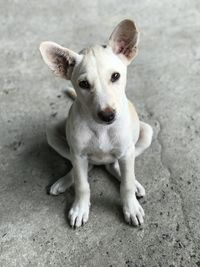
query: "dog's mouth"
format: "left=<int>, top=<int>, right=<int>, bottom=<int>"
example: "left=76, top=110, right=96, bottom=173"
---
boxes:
left=101, top=120, right=115, bottom=125
left=94, top=115, right=116, bottom=125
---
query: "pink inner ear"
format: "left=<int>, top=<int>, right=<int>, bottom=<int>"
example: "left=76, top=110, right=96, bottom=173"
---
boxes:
left=116, top=39, right=133, bottom=56
left=116, top=40, right=126, bottom=54
left=114, top=38, right=136, bottom=61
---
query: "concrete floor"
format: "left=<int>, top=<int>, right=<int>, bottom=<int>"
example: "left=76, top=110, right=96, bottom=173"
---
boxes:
left=0, top=0, right=200, bottom=266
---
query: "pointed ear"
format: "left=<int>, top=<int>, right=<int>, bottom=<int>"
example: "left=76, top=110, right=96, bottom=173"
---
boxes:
left=39, top=41, right=82, bottom=80
left=109, top=19, right=139, bottom=65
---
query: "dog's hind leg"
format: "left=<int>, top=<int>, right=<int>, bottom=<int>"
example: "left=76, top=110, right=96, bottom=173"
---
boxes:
left=49, top=165, right=93, bottom=196
left=135, top=121, right=153, bottom=158
left=46, top=119, right=71, bottom=160
left=48, top=169, right=74, bottom=195
left=105, top=161, right=145, bottom=197
left=46, top=118, right=73, bottom=195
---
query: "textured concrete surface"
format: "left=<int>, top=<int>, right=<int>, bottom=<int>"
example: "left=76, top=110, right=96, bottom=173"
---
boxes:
left=0, top=0, right=200, bottom=266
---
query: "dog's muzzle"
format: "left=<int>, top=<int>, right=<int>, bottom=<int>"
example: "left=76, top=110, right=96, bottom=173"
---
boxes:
left=97, top=107, right=116, bottom=124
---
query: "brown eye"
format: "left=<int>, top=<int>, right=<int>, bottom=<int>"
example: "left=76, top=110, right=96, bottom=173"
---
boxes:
left=111, top=72, right=120, bottom=83
left=79, top=80, right=90, bottom=89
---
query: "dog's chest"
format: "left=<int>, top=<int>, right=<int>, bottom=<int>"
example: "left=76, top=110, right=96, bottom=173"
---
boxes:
left=67, top=105, right=136, bottom=165
left=83, top=127, right=126, bottom=164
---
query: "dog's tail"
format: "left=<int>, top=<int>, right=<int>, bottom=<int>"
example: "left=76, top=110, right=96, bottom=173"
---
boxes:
left=65, top=87, right=77, bottom=101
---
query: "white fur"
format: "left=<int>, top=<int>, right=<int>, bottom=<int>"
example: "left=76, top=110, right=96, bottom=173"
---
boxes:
left=40, top=20, right=153, bottom=228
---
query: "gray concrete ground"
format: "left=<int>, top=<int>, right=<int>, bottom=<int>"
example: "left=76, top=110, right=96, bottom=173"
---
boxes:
left=0, top=0, right=200, bottom=266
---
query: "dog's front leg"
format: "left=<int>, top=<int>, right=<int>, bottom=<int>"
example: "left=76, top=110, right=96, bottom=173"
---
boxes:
left=119, top=147, right=145, bottom=226
left=68, top=154, right=90, bottom=228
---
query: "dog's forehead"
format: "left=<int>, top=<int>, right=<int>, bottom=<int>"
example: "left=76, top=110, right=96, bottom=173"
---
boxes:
left=78, top=45, right=124, bottom=74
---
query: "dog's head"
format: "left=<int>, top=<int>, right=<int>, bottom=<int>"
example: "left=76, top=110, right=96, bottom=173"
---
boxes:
left=40, top=19, right=139, bottom=125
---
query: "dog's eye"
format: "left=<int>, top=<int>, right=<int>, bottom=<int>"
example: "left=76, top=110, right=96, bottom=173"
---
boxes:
left=111, top=72, right=120, bottom=83
left=79, top=80, right=90, bottom=89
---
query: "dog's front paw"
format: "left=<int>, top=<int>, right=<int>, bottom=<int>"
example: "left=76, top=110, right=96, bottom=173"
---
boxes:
left=122, top=195, right=145, bottom=226
left=68, top=200, right=90, bottom=228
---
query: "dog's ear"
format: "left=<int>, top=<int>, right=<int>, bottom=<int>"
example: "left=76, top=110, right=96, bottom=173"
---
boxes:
left=109, top=19, right=139, bottom=65
left=39, top=41, right=82, bottom=79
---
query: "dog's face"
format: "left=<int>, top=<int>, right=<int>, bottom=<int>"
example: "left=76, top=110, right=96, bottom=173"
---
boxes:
left=40, top=20, right=139, bottom=125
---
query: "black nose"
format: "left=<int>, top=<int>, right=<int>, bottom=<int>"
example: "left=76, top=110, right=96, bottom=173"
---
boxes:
left=97, top=108, right=116, bottom=124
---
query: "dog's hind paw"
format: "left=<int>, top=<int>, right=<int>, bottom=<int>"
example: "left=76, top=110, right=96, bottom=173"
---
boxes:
left=48, top=174, right=73, bottom=196
left=135, top=180, right=146, bottom=198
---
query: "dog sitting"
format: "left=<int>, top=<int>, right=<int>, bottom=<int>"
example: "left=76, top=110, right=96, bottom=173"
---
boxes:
left=39, top=19, right=153, bottom=228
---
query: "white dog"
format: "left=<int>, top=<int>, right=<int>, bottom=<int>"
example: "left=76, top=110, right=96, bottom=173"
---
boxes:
left=39, top=19, right=153, bottom=228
